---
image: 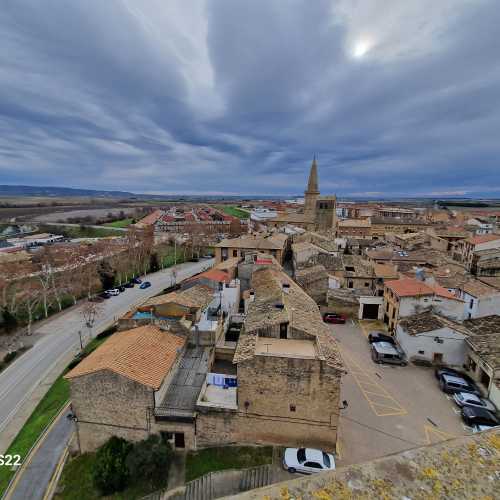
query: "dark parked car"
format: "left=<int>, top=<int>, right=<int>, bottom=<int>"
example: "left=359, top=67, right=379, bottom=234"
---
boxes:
left=98, top=291, right=111, bottom=299
left=132, top=277, right=142, bottom=284
left=139, top=281, right=151, bottom=289
left=438, top=373, right=481, bottom=396
left=124, top=282, right=134, bottom=288
left=434, top=367, right=475, bottom=386
left=323, top=313, right=346, bottom=324
left=461, top=406, right=500, bottom=427
left=118, top=285, right=126, bottom=293
left=368, top=332, right=395, bottom=344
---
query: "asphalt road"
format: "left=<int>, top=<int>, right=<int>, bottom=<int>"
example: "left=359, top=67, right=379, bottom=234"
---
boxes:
left=0, top=259, right=214, bottom=438
left=8, top=408, right=74, bottom=500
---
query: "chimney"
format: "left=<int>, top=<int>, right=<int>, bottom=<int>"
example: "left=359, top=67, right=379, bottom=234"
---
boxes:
left=415, top=267, right=426, bottom=282
left=249, top=291, right=255, bottom=302
left=282, top=283, right=291, bottom=294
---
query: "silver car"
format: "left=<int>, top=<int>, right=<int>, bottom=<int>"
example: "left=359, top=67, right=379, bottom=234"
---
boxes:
left=453, top=392, right=497, bottom=413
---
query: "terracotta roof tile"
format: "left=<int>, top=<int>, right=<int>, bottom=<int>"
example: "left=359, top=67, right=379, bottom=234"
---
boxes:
left=467, top=233, right=500, bottom=245
left=185, top=269, right=231, bottom=284
left=142, top=284, right=214, bottom=309
left=65, top=325, right=185, bottom=389
left=386, top=278, right=461, bottom=301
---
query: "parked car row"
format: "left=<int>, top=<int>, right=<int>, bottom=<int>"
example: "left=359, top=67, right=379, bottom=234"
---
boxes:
left=90, top=278, right=151, bottom=300
left=435, top=366, right=499, bottom=430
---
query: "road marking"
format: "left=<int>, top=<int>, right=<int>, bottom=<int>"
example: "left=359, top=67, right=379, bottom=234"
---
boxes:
left=340, top=350, right=407, bottom=417
left=43, top=445, right=70, bottom=500
left=4, top=403, right=71, bottom=500
left=423, top=424, right=456, bottom=445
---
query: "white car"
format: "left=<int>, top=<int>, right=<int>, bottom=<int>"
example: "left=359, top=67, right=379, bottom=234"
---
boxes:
left=283, top=448, right=335, bottom=474
left=453, top=392, right=497, bottom=413
left=106, top=289, right=120, bottom=296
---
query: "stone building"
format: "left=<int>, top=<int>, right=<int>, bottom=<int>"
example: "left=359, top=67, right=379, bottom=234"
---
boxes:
left=383, top=277, right=465, bottom=332
left=266, top=159, right=337, bottom=233
left=65, top=325, right=187, bottom=452
left=195, top=266, right=344, bottom=452
left=214, top=233, right=288, bottom=265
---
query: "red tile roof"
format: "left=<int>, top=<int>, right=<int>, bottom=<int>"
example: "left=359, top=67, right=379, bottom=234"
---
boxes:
left=386, top=278, right=461, bottom=301
left=186, top=269, right=231, bottom=284
left=467, top=234, right=500, bottom=245
left=137, top=209, right=163, bottom=226
left=64, top=326, right=185, bottom=389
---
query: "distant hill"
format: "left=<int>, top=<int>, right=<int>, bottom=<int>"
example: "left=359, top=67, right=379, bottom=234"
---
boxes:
left=0, top=185, right=136, bottom=198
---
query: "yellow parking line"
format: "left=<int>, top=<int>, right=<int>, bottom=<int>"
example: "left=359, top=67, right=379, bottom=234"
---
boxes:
left=423, top=425, right=456, bottom=445
left=341, top=350, right=407, bottom=417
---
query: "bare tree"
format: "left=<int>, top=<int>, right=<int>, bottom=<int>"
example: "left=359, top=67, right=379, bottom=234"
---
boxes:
left=80, top=299, right=102, bottom=346
left=20, top=279, right=42, bottom=335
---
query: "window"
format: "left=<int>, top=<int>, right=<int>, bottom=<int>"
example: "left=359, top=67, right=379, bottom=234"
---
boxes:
left=348, top=280, right=353, bottom=288
left=469, top=299, right=474, bottom=308
left=418, top=350, right=425, bottom=355
left=232, top=249, right=238, bottom=257
left=304, top=462, right=323, bottom=469
left=322, top=453, right=331, bottom=468
left=297, top=448, right=306, bottom=463
left=364, top=282, right=370, bottom=287
left=289, top=404, right=296, bottom=412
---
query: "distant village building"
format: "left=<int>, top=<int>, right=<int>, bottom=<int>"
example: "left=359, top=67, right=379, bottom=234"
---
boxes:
left=214, top=233, right=288, bottom=265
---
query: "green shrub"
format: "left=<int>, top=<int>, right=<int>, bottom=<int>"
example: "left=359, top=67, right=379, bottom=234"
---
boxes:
left=96, top=325, right=117, bottom=339
left=126, top=435, right=172, bottom=486
left=3, top=351, right=17, bottom=363
left=92, top=436, right=132, bottom=495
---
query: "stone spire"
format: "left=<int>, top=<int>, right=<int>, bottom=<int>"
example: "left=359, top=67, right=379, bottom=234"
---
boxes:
left=304, top=156, right=320, bottom=224
left=306, top=156, right=319, bottom=194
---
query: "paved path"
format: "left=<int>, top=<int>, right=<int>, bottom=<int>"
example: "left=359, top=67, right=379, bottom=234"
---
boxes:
left=0, top=259, right=214, bottom=453
left=7, top=408, right=74, bottom=500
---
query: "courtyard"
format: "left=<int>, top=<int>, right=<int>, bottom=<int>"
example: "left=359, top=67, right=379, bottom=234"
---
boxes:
left=332, top=319, right=470, bottom=466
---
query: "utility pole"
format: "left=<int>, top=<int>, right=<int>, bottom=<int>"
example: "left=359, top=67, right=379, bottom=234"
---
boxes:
left=78, top=330, right=83, bottom=350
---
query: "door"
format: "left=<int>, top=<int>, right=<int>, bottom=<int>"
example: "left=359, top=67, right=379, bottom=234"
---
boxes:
left=362, top=303, right=379, bottom=320
left=174, top=433, right=185, bottom=448
left=433, top=353, right=443, bottom=364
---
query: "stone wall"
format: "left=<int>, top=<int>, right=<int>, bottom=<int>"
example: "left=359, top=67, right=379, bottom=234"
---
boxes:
left=237, top=356, right=340, bottom=429
left=196, top=408, right=338, bottom=452
left=70, top=370, right=154, bottom=452
left=195, top=354, right=341, bottom=451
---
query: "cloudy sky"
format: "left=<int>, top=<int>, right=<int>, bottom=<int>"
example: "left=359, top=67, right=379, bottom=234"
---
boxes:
left=1, top=0, right=499, bottom=197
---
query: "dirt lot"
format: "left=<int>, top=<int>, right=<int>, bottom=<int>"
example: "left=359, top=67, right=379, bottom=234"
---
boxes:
left=333, top=320, right=470, bottom=467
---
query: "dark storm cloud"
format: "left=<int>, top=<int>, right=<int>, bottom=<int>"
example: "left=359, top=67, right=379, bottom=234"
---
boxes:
left=0, top=0, right=499, bottom=196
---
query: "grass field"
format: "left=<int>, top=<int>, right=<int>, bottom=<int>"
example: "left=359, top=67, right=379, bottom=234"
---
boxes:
left=103, top=218, right=134, bottom=228
left=216, top=205, right=250, bottom=219
left=185, top=446, right=273, bottom=482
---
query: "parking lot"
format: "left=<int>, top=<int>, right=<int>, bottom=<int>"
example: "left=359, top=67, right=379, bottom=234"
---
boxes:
left=332, top=320, right=470, bottom=466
